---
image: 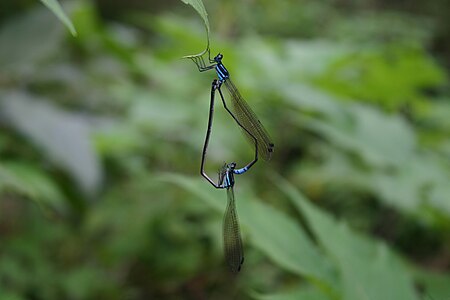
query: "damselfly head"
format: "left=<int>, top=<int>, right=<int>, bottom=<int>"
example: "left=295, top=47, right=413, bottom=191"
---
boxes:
left=227, top=162, right=236, bottom=171
left=218, top=162, right=236, bottom=188
left=219, top=162, right=236, bottom=181
left=214, top=53, right=223, bottom=63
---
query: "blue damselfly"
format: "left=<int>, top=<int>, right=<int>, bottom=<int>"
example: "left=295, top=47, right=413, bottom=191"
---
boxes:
left=187, top=49, right=275, bottom=161
left=198, top=79, right=256, bottom=272
left=186, top=47, right=274, bottom=272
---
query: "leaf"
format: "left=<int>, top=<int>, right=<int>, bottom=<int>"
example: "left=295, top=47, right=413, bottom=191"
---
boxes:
left=178, top=0, right=210, bottom=57
left=158, top=174, right=339, bottom=293
left=285, top=85, right=450, bottom=219
left=0, top=6, right=65, bottom=72
left=275, top=175, right=420, bottom=300
left=284, top=84, right=418, bottom=168
left=0, top=162, right=66, bottom=210
left=0, top=91, right=102, bottom=196
left=0, top=291, right=24, bottom=300
left=413, top=269, right=450, bottom=300
left=370, top=154, right=450, bottom=217
left=40, top=0, right=77, bottom=36
left=240, top=191, right=337, bottom=289
left=311, top=46, right=445, bottom=111
left=252, top=284, right=331, bottom=300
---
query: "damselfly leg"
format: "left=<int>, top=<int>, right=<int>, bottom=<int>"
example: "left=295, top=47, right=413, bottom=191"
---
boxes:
left=187, top=51, right=275, bottom=160
left=200, top=79, right=258, bottom=188
left=185, top=47, right=216, bottom=72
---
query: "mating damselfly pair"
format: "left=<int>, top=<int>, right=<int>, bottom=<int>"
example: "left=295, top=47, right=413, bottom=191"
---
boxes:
left=186, top=48, right=274, bottom=273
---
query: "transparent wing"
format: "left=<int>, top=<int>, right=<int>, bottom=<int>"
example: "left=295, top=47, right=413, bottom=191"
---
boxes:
left=217, top=163, right=227, bottom=187
left=223, top=187, right=244, bottom=273
left=223, top=79, right=274, bottom=161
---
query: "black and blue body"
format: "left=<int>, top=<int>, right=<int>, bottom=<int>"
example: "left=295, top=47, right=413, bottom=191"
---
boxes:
left=199, top=77, right=259, bottom=189
left=216, top=162, right=246, bottom=273
left=218, top=162, right=250, bottom=188
left=187, top=50, right=275, bottom=273
left=197, top=79, right=254, bottom=273
left=213, top=54, right=230, bottom=82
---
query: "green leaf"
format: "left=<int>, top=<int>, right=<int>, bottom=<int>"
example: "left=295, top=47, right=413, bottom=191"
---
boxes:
left=40, top=0, right=77, bottom=36
left=285, top=85, right=450, bottom=219
left=413, top=269, right=450, bottom=300
left=275, top=175, right=420, bottom=300
left=178, top=0, right=210, bottom=57
left=311, top=46, right=445, bottom=111
left=0, top=6, right=66, bottom=72
left=0, top=291, right=24, bottom=300
left=0, top=91, right=102, bottom=196
left=252, top=284, right=331, bottom=300
left=0, top=162, right=66, bottom=210
left=370, top=154, right=450, bottom=217
left=284, top=84, right=417, bottom=168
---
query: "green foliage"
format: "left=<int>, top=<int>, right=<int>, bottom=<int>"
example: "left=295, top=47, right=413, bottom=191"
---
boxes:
left=253, top=285, right=328, bottom=300
left=311, top=46, right=446, bottom=111
left=0, top=0, right=449, bottom=299
left=0, top=92, right=101, bottom=196
left=283, top=85, right=450, bottom=221
left=0, top=162, right=66, bottom=210
left=277, top=176, right=419, bottom=300
left=0, top=5, right=65, bottom=72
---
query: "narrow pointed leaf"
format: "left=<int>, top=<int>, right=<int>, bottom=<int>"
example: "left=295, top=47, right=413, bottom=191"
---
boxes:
left=40, top=0, right=77, bottom=36
left=178, top=0, right=210, bottom=56
left=275, top=175, right=420, bottom=300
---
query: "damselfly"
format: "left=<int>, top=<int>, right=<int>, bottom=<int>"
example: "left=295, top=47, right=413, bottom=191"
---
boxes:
left=187, top=49, right=275, bottom=161
left=198, top=79, right=257, bottom=272
left=187, top=48, right=274, bottom=272
left=217, top=162, right=247, bottom=273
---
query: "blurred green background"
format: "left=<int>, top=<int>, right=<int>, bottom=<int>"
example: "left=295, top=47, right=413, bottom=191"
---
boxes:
left=0, top=0, right=449, bottom=299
